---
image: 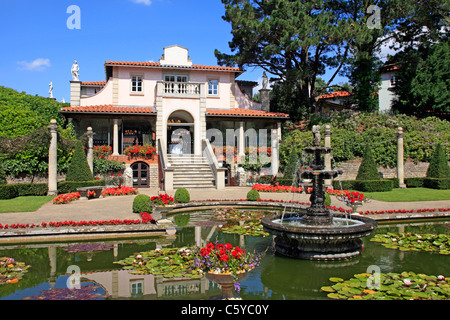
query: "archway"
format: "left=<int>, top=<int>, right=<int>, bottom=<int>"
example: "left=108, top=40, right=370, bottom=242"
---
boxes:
left=131, top=161, right=149, bottom=188
left=167, top=110, right=194, bottom=155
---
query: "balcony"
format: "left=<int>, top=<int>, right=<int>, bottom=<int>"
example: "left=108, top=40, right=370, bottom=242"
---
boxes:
left=157, top=81, right=205, bottom=98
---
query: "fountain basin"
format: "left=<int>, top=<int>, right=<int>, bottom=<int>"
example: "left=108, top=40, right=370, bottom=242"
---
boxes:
left=261, top=212, right=377, bottom=261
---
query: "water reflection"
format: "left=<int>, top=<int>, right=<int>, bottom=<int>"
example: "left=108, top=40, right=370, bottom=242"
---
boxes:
left=0, top=213, right=448, bottom=300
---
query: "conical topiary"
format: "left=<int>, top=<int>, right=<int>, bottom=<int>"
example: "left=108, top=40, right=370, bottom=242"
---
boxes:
left=66, top=141, right=94, bottom=181
left=426, top=143, right=450, bottom=178
left=356, top=144, right=380, bottom=181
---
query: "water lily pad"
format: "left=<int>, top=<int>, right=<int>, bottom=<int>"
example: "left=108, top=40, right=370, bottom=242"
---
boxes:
left=329, top=277, right=344, bottom=283
left=321, top=286, right=335, bottom=292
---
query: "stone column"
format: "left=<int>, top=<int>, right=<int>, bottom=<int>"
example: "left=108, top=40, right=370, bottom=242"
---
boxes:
left=113, top=119, right=119, bottom=155
left=47, top=119, right=58, bottom=196
left=324, top=125, right=332, bottom=186
left=259, top=88, right=271, bottom=111
left=70, top=81, right=81, bottom=107
left=397, top=127, right=406, bottom=188
left=86, top=127, right=95, bottom=174
left=238, top=121, right=245, bottom=161
left=270, top=125, right=279, bottom=176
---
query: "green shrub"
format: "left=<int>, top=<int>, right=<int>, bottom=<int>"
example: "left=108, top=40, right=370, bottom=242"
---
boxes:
left=423, top=178, right=450, bottom=190
left=275, top=178, right=293, bottom=186
left=132, top=194, right=152, bottom=213
left=174, top=188, right=190, bottom=203
left=15, top=183, right=48, bottom=196
left=354, top=180, right=393, bottom=192
left=247, top=189, right=260, bottom=201
left=57, top=180, right=105, bottom=194
left=66, top=141, right=94, bottom=181
left=405, top=177, right=424, bottom=188
left=426, top=143, right=450, bottom=179
left=0, top=159, right=6, bottom=185
left=324, top=192, right=331, bottom=206
left=356, top=145, right=380, bottom=181
left=332, top=180, right=356, bottom=190
left=0, top=185, right=19, bottom=199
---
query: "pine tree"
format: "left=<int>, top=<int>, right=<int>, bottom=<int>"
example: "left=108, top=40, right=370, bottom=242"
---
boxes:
left=426, top=144, right=450, bottom=179
left=356, top=144, right=380, bottom=181
left=66, top=141, right=94, bottom=181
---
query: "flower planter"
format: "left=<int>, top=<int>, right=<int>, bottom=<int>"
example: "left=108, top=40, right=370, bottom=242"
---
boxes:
left=77, top=186, right=104, bottom=200
left=206, top=271, right=249, bottom=299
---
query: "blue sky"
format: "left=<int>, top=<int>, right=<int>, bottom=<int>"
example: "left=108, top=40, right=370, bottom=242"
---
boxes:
left=0, top=0, right=350, bottom=102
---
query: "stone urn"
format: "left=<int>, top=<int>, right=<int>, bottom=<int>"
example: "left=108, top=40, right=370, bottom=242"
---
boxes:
left=206, top=271, right=249, bottom=300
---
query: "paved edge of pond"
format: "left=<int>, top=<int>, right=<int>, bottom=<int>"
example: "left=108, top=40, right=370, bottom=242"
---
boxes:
left=1, top=200, right=449, bottom=244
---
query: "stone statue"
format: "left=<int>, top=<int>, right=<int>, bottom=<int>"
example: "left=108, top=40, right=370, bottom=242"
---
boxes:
left=312, top=125, right=321, bottom=146
left=124, top=167, right=133, bottom=187
left=262, top=71, right=268, bottom=89
left=71, top=60, right=79, bottom=81
left=48, top=82, right=53, bottom=98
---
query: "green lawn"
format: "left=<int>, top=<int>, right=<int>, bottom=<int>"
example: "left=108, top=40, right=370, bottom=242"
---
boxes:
left=0, top=196, right=55, bottom=213
left=364, top=188, right=450, bottom=202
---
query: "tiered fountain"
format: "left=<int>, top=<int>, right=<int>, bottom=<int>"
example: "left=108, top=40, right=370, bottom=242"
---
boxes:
left=261, top=126, right=377, bottom=260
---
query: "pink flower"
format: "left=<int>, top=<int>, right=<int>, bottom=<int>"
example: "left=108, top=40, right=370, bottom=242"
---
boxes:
left=403, top=279, right=412, bottom=286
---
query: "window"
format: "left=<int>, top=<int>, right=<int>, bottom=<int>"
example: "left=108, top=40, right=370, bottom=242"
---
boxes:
left=164, top=75, right=188, bottom=82
left=390, top=75, right=397, bottom=86
left=131, top=75, right=143, bottom=93
left=208, top=79, right=219, bottom=95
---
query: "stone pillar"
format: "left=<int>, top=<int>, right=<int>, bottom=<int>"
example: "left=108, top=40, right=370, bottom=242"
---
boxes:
left=113, top=119, right=120, bottom=155
left=324, top=125, right=332, bottom=186
left=238, top=121, right=245, bottom=160
left=397, top=127, right=406, bottom=188
left=47, top=119, right=58, bottom=196
left=70, top=81, right=81, bottom=106
left=259, top=88, right=271, bottom=111
left=270, top=125, right=280, bottom=176
left=86, top=127, right=95, bottom=174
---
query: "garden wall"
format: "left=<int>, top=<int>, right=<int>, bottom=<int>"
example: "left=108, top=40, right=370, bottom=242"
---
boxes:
left=334, top=159, right=446, bottom=180
left=6, top=173, right=66, bottom=185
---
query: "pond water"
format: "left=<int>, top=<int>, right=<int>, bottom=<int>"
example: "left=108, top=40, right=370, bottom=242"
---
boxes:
left=0, top=209, right=449, bottom=300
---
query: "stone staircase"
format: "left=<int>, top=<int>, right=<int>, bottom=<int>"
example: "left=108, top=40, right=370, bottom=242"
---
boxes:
left=167, top=154, right=216, bottom=189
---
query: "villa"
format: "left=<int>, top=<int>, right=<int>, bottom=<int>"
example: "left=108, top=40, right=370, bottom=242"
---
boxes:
left=62, top=45, right=289, bottom=190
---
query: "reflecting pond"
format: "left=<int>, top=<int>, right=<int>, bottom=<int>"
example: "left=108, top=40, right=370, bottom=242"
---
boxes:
left=0, top=209, right=449, bottom=300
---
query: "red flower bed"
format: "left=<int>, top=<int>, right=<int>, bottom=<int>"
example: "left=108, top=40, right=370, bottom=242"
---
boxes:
left=102, top=186, right=137, bottom=197
left=53, top=192, right=80, bottom=205
left=0, top=212, right=156, bottom=230
left=151, top=193, right=175, bottom=205
left=252, top=184, right=303, bottom=193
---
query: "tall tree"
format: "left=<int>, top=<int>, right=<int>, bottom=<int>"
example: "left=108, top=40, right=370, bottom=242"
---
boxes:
left=215, top=0, right=355, bottom=120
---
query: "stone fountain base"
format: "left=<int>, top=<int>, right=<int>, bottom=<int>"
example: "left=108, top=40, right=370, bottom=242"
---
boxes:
left=261, top=213, right=377, bottom=261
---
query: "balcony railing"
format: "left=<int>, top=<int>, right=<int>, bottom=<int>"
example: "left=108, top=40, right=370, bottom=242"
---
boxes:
left=157, top=81, right=204, bottom=98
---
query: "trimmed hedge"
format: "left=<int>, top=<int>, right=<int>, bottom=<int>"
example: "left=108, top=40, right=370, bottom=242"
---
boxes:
left=332, top=179, right=394, bottom=192
left=423, top=178, right=450, bottom=190
left=174, top=188, right=190, bottom=203
left=0, top=185, right=19, bottom=200
left=405, top=177, right=424, bottom=188
left=247, top=189, right=260, bottom=201
left=132, top=194, right=152, bottom=213
left=57, top=180, right=106, bottom=194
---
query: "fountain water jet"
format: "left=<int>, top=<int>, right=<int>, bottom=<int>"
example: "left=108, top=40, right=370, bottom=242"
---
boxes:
left=261, top=126, right=377, bottom=260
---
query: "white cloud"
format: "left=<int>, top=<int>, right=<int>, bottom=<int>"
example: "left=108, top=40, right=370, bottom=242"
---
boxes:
left=131, top=0, right=152, bottom=5
left=17, top=58, right=51, bottom=71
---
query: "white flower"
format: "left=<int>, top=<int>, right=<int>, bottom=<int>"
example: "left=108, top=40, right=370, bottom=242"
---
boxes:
left=136, top=254, right=143, bottom=259
left=403, top=279, right=412, bottom=286
left=438, top=275, right=445, bottom=280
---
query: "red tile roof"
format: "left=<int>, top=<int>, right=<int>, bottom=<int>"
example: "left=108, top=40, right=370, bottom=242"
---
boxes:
left=104, top=61, right=242, bottom=72
left=61, top=105, right=288, bottom=118
left=319, top=91, right=352, bottom=99
left=206, top=108, right=289, bottom=119
left=61, top=105, right=155, bottom=114
left=81, top=81, right=107, bottom=86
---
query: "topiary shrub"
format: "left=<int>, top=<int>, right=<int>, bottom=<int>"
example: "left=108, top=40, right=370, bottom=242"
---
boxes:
left=426, top=143, right=450, bottom=178
left=66, top=141, right=94, bottom=181
left=174, top=188, right=190, bottom=203
left=132, top=194, right=152, bottom=213
left=0, top=160, right=6, bottom=185
left=247, top=189, right=260, bottom=201
left=356, top=144, right=380, bottom=181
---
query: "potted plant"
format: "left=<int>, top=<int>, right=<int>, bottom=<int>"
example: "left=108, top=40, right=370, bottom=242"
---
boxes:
left=337, top=190, right=366, bottom=213
left=192, top=242, right=266, bottom=299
